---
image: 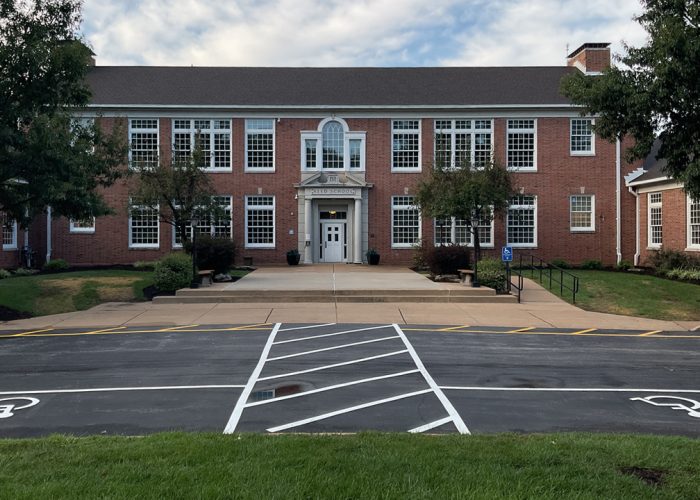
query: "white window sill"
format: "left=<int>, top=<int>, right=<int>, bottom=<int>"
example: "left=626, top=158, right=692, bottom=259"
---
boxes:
left=570, top=229, right=596, bottom=233
left=129, top=245, right=160, bottom=250
left=391, top=168, right=422, bottom=173
left=391, top=245, right=415, bottom=249
left=244, top=168, right=276, bottom=173
left=570, top=151, right=595, bottom=157
left=2, top=245, right=17, bottom=251
left=684, top=247, right=700, bottom=252
left=70, top=229, right=95, bottom=234
left=202, top=168, right=233, bottom=173
left=245, top=245, right=275, bottom=249
left=467, top=244, right=495, bottom=248
left=507, top=167, right=538, bottom=173
left=646, top=246, right=662, bottom=250
left=508, top=244, right=537, bottom=248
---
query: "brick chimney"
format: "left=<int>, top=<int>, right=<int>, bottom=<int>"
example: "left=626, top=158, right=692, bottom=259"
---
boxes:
left=567, top=43, right=611, bottom=74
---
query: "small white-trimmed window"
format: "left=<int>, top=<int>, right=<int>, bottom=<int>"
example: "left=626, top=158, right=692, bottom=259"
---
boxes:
left=648, top=192, right=662, bottom=248
left=392, top=196, right=420, bottom=248
left=392, top=120, right=421, bottom=171
left=434, top=119, right=492, bottom=168
left=434, top=215, right=493, bottom=247
left=129, top=205, right=159, bottom=249
left=245, top=195, right=275, bottom=248
left=173, top=196, right=233, bottom=247
left=173, top=119, right=231, bottom=171
left=2, top=218, right=18, bottom=250
left=245, top=119, right=275, bottom=171
left=507, top=119, right=537, bottom=171
left=129, top=119, right=159, bottom=170
left=570, top=195, right=595, bottom=232
left=70, top=218, right=96, bottom=234
left=570, top=118, right=595, bottom=155
left=688, top=196, right=700, bottom=249
left=507, top=195, right=537, bottom=247
left=301, top=118, right=366, bottom=171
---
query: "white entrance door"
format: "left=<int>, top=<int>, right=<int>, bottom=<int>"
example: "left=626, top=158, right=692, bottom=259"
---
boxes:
left=322, top=223, right=344, bottom=262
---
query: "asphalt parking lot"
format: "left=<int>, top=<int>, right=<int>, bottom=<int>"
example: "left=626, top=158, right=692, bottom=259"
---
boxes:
left=0, top=323, right=698, bottom=437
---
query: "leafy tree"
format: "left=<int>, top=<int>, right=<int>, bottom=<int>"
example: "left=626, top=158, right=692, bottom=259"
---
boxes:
left=415, top=160, right=513, bottom=263
left=0, top=0, right=127, bottom=227
left=561, top=0, right=700, bottom=199
left=129, top=140, right=228, bottom=246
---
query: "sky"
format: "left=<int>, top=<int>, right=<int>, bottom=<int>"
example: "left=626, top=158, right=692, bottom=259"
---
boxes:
left=81, top=0, right=649, bottom=67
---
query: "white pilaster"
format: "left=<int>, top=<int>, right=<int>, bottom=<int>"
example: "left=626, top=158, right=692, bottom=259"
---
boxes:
left=354, top=198, right=362, bottom=263
left=304, top=198, right=313, bottom=264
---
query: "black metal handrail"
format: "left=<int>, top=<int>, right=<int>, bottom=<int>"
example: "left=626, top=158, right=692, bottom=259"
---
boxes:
left=516, top=254, right=580, bottom=303
left=505, top=265, right=523, bottom=303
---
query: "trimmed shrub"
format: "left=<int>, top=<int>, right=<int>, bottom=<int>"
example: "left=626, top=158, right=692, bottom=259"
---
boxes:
left=13, top=268, right=38, bottom=276
left=185, top=236, right=236, bottom=274
left=580, top=259, right=603, bottom=270
left=43, top=259, right=69, bottom=272
left=412, top=239, right=431, bottom=271
left=0, top=269, right=10, bottom=279
left=133, top=260, right=157, bottom=271
left=550, top=258, right=570, bottom=269
left=648, top=249, right=700, bottom=272
left=616, top=260, right=633, bottom=271
left=478, top=258, right=507, bottom=293
left=425, top=244, right=470, bottom=275
left=154, top=253, right=193, bottom=292
left=666, top=268, right=700, bottom=281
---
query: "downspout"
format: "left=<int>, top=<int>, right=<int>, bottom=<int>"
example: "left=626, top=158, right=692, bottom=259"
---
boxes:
left=45, top=206, right=52, bottom=263
left=627, top=186, right=640, bottom=266
left=615, top=137, right=622, bottom=264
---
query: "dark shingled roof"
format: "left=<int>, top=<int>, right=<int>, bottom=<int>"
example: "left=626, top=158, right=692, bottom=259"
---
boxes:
left=86, top=66, right=577, bottom=108
left=635, top=140, right=669, bottom=183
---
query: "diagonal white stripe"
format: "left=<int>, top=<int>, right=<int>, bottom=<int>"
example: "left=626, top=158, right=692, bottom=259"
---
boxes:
left=278, top=323, right=337, bottom=332
left=266, top=336, right=400, bottom=362
left=408, top=416, right=454, bottom=433
left=273, top=325, right=393, bottom=345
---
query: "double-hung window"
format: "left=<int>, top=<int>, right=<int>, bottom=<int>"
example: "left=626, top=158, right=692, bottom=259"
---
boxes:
left=434, top=119, right=492, bottom=168
left=129, top=204, right=159, bottom=249
left=570, top=118, right=595, bottom=155
left=434, top=214, right=493, bottom=247
left=2, top=216, right=17, bottom=250
left=129, top=119, right=159, bottom=170
left=648, top=192, right=662, bottom=248
left=688, top=196, right=700, bottom=249
left=172, top=119, right=231, bottom=171
left=570, top=195, right=595, bottom=232
left=391, top=196, right=420, bottom=248
left=507, top=195, right=537, bottom=247
left=172, top=196, right=233, bottom=247
left=506, top=119, right=536, bottom=171
left=301, top=118, right=365, bottom=171
left=70, top=218, right=96, bottom=234
left=392, top=120, right=421, bottom=171
left=245, top=119, right=275, bottom=171
left=245, top=195, right=275, bottom=248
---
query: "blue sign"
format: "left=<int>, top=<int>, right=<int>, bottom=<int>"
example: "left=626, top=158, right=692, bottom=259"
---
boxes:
left=501, top=246, right=513, bottom=262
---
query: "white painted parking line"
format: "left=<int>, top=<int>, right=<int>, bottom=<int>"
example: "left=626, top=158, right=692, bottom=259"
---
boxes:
left=439, top=386, right=700, bottom=393
left=0, top=385, right=246, bottom=396
left=392, top=324, right=470, bottom=435
left=245, top=370, right=420, bottom=408
left=266, top=389, right=433, bottom=433
left=278, top=323, right=337, bottom=332
left=266, top=336, right=401, bottom=362
left=408, top=416, right=453, bottom=433
left=257, top=350, right=410, bottom=382
left=273, top=325, right=392, bottom=345
left=223, top=323, right=282, bottom=434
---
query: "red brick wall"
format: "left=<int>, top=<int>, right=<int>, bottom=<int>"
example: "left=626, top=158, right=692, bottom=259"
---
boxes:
left=568, top=48, right=611, bottom=73
left=638, top=186, right=693, bottom=266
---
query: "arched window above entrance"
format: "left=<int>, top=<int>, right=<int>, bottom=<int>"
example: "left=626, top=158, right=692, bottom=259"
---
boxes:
left=301, top=117, right=366, bottom=172
left=322, top=121, right=344, bottom=169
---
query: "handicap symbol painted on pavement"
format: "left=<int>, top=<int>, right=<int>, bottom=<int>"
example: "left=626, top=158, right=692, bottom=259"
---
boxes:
left=630, top=395, right=700, bottom=419
left=0, top=397, right=40, bottom=419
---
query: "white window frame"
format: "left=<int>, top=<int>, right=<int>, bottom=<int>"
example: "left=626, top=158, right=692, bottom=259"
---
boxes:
left=391, top=196, right=421, bottom=249
left=245, top=119, right=275, bottom=172
left=301, top=117, right=366, bottom=172
left=506, top=119, right=537, bottom=172
left=128, top=118, right=159, bottom=170
left=507, top=195, right=538, bottom=248
left=2, top=220, right=18, bottom=250
left=128, top=204, right=160, bottom=249
left=69, top=217, right=96, bottom=234
left=391, top=119, right=422, bottom=172
left=172, top=119, right=232, bottom=172
left=569, top=195, right=595, bottom=232
left=172, top=196, right=233, bottom=248
left=570, top=118, right=595, bottom=156
left=433, top=119, right=493, bottom=169
left=687, top=195, right=700, bottom=250
left=434, top=216, right=494, bottom=248
left=245, top=195, right=276, bottom=249
left=648, top=192, right=662, bottom=248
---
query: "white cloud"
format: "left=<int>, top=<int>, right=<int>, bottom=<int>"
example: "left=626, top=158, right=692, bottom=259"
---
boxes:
left=82, top=0, right=649, bottom=67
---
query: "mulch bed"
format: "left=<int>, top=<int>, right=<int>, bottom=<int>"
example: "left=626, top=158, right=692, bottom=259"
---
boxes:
left=0, top=305, right=32, bottom=321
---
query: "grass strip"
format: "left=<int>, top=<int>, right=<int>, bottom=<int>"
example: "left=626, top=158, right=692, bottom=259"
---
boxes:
left=0, top=432, right=697, bottom=499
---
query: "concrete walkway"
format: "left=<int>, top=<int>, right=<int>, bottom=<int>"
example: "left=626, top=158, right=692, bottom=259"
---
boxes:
left=1, top=266, right=697, bottom=331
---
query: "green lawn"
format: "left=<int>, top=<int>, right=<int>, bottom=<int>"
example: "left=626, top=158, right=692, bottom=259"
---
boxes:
left=529, top=269, right=700, bottom=321
left=0, top=433, right=697, bottom=499
left=0, top=270, right=154, bottom=317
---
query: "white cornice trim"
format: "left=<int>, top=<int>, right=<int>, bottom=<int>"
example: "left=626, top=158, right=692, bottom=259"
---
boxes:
left=85, top=103, right=576, bottom=110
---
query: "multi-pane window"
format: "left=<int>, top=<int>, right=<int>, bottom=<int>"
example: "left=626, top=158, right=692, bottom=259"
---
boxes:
left=129, top=119, right=158, bottom=169
left=349, top=139, right=362, bottom=169
left=172, top=119, right=231, bottom=171
left=507, top=119, right=536, bottom=171
left=245, top=195, right=275, bottom=248
left=70, top=218, right=96, bottom=234
left=434, top=119, right=492, bottom=168
left=322, top=121, right=344, bottom=169
left=305, top=139, right=318, bottom=169
left=245, top=119, right=275, bottom=170
left=391, top=196, right=420, bottom=248
left=129, top=205, right=159, bottom=248
left=392, top=120, right=421, bottom=170
left=571, top=118, right=594, bottom=155
left=2, top=216, right=17, bottom=250
left=507, top=195, right=537, bottom=247
left=570, top=195, right=595, bottom=232
left=688, top=197, right=700, bottom=248
left=648, top=192, right=662, bottom=247
left=301, top=118, right=365, bottom=171
left=434, top=215, right=493, bottom=247
left=173, top=196, right=233, bottom=247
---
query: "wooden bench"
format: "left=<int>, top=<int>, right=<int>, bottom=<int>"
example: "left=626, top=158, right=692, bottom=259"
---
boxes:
left=457, top=269, right=475, bottom=285
left=198, top=269, right=215, bottom=287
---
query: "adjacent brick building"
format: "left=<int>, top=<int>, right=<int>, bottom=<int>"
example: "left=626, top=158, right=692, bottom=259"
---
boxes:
left=5, top=42, right=695, bottom=269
